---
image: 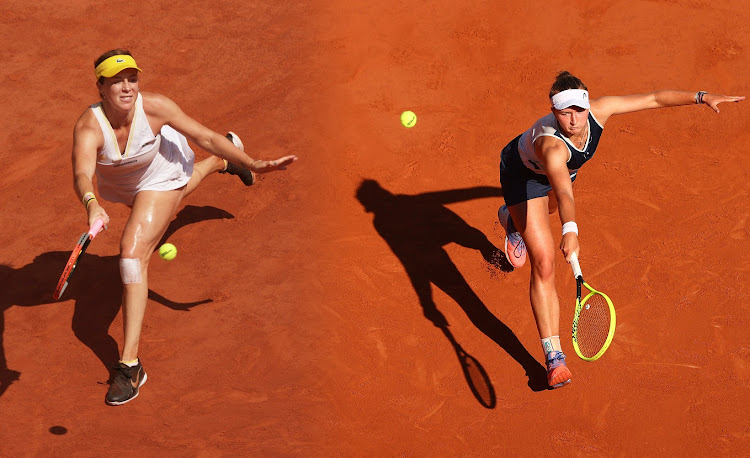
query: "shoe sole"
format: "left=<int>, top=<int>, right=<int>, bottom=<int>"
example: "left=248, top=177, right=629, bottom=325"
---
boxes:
left=226, top=131, right=244, bottom=151
left=105, top=373, right=148, bottom=406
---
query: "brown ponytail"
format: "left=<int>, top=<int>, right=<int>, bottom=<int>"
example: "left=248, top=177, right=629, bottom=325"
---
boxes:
left=549, top=71, right=588, bottom=98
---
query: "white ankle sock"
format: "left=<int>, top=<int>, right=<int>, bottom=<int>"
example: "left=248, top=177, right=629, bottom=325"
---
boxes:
left=541, top=336, right=561, bottom=356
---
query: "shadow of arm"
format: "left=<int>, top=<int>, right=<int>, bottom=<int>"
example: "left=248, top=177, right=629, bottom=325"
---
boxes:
left=418, top=186, right=502, bottom=205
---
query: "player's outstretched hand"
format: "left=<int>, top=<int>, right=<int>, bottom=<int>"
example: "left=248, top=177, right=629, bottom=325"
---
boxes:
left=251, top=155, right=299, bottom=173
left=704, top=94, right=745, bottom=113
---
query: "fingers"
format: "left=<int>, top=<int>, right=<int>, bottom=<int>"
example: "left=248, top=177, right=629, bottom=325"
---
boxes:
left=91, top=208, right=110, bottom=228
left=714, top=95, right=745, bottom=106
left=255, top=155, right=299, bottom=172
left=562, top=248, right=579, bottom=264
left=273, top=159, right=293, bottom=169
left=560, top=239, right=579, bottom=262
left=706, top=95, right=744, bottom=114
left=276, top=155, right=298, bottom=166
left=90, top=214, right=109, bottom=229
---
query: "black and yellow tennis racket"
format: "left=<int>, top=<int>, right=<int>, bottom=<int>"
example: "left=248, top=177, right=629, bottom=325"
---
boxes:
left=569, top=252, right=616, bottom=361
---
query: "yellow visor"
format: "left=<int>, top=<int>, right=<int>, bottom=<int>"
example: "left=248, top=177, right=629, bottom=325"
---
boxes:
left=95, top=55, right=142, bottom=79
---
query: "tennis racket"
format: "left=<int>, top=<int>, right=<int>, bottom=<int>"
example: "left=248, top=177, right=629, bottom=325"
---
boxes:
left=53, top=218, right=105, bottom=300
left=569, top=252, right=616, bottom=361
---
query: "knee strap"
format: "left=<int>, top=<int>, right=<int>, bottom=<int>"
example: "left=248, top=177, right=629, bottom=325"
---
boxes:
left=120, top=258, right=143, bottom=284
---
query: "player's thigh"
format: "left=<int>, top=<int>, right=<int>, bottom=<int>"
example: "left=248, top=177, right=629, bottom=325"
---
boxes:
left=509, top=197, right=556, bottom=270
left=121, top=188, right=185, bottom=258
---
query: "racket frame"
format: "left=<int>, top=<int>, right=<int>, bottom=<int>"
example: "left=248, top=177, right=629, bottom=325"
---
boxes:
left=569, top=252, right=616, bottom=361
left=53, top=219, right=105, bottom=300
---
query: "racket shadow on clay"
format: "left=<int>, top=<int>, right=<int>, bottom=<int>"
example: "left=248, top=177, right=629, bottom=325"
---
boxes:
left=440, top=326, right=496, bottom=408
left=0, top=205, right=232, bottom=397
left=356, top=179, right=549, bottom=402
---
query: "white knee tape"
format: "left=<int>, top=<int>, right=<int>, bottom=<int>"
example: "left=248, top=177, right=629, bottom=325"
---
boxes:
left=120, top=258, right=143, bottom=284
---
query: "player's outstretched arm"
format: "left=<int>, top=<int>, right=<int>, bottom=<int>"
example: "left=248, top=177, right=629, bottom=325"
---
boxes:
left=591, top=90, right=744, bottom=124
left=143, top=92, right=298, bottom=173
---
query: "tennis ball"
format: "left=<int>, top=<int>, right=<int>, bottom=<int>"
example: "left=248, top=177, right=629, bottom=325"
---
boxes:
left=401, top=110, right=417, bottom=128
left=159, top=243, right=177, bottom=261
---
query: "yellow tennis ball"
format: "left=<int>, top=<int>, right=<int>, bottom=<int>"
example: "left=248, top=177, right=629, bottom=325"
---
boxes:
left=401, top=110, right=417, bottom=128
left=159, top=243, right=177, bottom=261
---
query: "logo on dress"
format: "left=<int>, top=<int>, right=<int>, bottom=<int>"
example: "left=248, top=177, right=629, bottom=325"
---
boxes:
left=114, top=159, right=138, bottom=168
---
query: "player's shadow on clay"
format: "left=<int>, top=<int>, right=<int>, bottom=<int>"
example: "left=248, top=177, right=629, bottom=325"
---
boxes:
left=0, top=205, right=233, bottom=398
left=356, top=179, right=549, bottom=404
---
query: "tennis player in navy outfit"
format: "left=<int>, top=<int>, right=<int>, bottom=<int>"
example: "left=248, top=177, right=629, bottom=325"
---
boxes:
left=497, top=71, right=743, bottom=389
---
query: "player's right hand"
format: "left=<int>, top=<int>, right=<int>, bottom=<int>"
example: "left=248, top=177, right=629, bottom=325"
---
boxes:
left=560, top=232, right=579, bottom=262
left=87, top=201, right=110, bottom=229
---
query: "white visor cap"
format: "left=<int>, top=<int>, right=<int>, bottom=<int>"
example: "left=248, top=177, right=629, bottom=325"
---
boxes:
left=551, top=89, right=590, bottom=110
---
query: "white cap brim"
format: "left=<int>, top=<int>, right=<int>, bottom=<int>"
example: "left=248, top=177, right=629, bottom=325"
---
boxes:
left=551, top=89, right=590, bottom=110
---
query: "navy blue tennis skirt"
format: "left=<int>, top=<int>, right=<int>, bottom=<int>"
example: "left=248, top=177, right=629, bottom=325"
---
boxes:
left=499, top=135, right=576, bottom=206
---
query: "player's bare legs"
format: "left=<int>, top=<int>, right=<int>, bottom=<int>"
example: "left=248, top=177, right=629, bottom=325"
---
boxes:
left=508, top=196, right=571, bottom=388
left=508, top=197, right=560, bottom=338
left=106, top=188, right=185, bottom=405
left=119, top=188, right=184, bottom=361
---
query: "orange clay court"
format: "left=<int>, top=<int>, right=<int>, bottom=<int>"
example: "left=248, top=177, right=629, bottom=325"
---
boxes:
left=1, top=0, right=749, bottom=455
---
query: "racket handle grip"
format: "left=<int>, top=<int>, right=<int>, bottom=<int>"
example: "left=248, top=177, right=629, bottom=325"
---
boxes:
left=569, top=251, right=583, bottom=280
left=89, top=218, right=105, bottom=238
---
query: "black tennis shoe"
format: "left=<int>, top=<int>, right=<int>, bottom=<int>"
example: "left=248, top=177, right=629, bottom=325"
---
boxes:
left=105, top=360, right=147, bottom=406
left=219, top=132, right=255, bottom=186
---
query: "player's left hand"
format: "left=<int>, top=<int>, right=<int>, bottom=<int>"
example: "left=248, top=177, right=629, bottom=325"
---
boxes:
left=703, top=94, right=745, bottom=113
left=251, top=155, right=299, bottom=173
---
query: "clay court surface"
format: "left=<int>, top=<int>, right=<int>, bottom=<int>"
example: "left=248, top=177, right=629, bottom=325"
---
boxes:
left=2, top=0, right=749, bottom=455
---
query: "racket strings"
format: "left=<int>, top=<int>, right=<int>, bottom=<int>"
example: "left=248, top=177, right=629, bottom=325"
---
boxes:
left=576, top=293, right=611, bottom=358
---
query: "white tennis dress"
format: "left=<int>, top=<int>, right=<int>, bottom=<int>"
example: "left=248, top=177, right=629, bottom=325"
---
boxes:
left=91, top=93, right=194, bottom=205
